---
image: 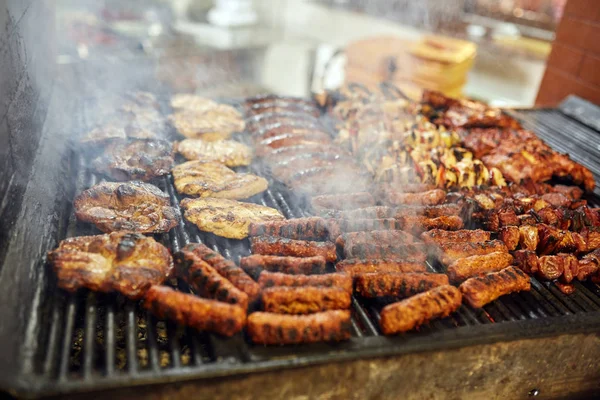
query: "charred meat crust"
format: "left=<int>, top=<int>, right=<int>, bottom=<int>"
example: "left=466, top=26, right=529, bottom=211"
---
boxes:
left=261, top=286, right=351, bottom=314
left=355, top=272, right=449, bottom=298
left=421, top=229, right=491, bottom=244
left=258, top=271, right=352, bottom=293
left=459, top=266, right=530, bottom=308
left=446, top=252, right=514, bottom=283
left=250, top=236, right=337, bottom=263
left=240, top=255, right=328, bottom=277
left=335, top=259, right=427, bottom=276
left=248, top=217, right=333, bottom=241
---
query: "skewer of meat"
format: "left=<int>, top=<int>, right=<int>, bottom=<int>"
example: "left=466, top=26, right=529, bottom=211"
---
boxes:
left=459, top=266, right=530, bottom=308
left=355, top=272, right=449, bottom=298
left=421, top=229, right=490, bottom=244
left=396, top=216, right=464, bottom=234
left=261, top=286, right=351, bottom=314
left=436, top=240, right=508, bottom=265
left=342, top=242, right=429, bottom=261
left=182, top=243, right=261, bottom=302
left=384, top=189, right=446, bottom=206
left=143, top=286, right=246, bottom=337
left=335, top=230, right=419, bottom=249
left=258, top=271, right=352, bottom=293
left=336, top=259, right=427, bottom=276
left=247, top=310, right=352, bottom=345
left=379, top=285, right=462, bottom=334
left=240, top=255, right=327, bottom=277
left=446, top=252, right=514, bottom=283
left=250, top=236, right=337, bottom=262
left=248, top=217, right=333, bottom=240
left=174, top=250, right=249, bottom=309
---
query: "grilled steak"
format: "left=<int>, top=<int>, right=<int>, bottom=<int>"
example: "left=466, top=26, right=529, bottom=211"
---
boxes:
left=380, top=285, right=462, bottom=334
left=258, top=271, right=352, bottom=293
left=48, top=232, right=173, bottom=299
left=144, top=286, right=246, bottom=337
left=459, top=266, right=530, bottom=308
left=247, top=310, right=352, bottom=344
left=74, top=181, right=180, bottom=233
left=181, top=198, right=284, bottom=239
left=92, top=139, right=174, bottom=181
left=355, top=272, right=449, bottom=298
left=261, top=286, right=351, bottom=314
left=250, top=236, right=337, bottom=262
left=240, top=255, right=327, bottom=277
left=446, top=252, right=514, bottom=283
left=172, top=160, right=268, bottom=199
left=175, top=139, right=253, bottom=166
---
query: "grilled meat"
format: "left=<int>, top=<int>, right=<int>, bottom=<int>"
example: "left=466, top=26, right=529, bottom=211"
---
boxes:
left=248, top=217, right=333, bottom=241
left=144, top=286, right=245, bottom=337
left=245, top=94, right=315, bottom=108
left=394, top=204, right=463, bottom=218
left=331, top=206, right=396, bottom=220
left=247, top=103, right=320, bottom=117
left=498, top=226, right=520, bottom=251
left=256, top=131, right=331, bottom=147
left=288, top=166, right=371, bottom=195
left=272, top=160, right=357, bottom=183
left=519, top=225, right=540, bottom=251
left=256, top=137, right=332, bottom=157
left=396, top=215, right=464, bottom=234
left=380, top=285, right=462, bottom=334
left=250, top=236, right=337, bottom=263
left=254, top=125, right=329, bottom=142
left=180, top=243, right=261, bottom=302
left=537, top=254, right=578, bottom=281
left=175, top=139, right=253, bottom=166
left=459, top=266, right=530, bottom=308
left=335, top=259, right=427, bottom=276
left=555, top=282, right=576, bottom=295
left=172, top=161, right=267, bottom=199
left=80, top=117, right=159, bottom=145
left=447, top=252, right=514, bottom=283
left=240, top=255, right=327, bottom=277
left=331, top=218, right=399, bottom=233
left=355, top=272, right=449, bottom=298
left=258, top=271, right=352, bottom=293
left=578, top=249, right=600, bottom=281
left=421, top=229, right=490, bottom=244
left=342, top=242, right=429, bottom=262
left=336, top=230, right=418, bottom=249
left=169, top=105, right=245, bottom=138
left=246, top=310, right=352, bottom=345
left=437, top=240, right=508, bottom=265
left=310, top=192, right=376, bottom=212
left=261, top=286, right=351, bottom=314
left=74, top=181, right=180, bottom=233
left=512, top=250, right=540, bottom=275
left=384, top=189, right=446, bottom=206
left=181, top=198, right=284, bottom=239
left=92, top=139, right=174, bottom=182
left=174, top=250, right=249, bottom=309
left=170, top=94, right=218, bottom=111
left=48, top=232, right=173, bottom=299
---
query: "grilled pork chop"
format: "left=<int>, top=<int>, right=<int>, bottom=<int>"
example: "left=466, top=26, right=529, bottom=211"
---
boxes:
left=92, top=139, right=174, bottom=181
left=172, top=160, right=268, bottom=199
left=175, top=139, right=253, bottom=166
left=48, top=232, right=173, bottom=299
left=181, top=198, right=284, bottom=239
left=74, top=181, right=180, bottom=233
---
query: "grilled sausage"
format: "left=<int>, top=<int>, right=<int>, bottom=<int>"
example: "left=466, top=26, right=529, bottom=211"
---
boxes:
left=394, top=204, right=462, bottom=218
left=446, top=252, right=514, bottom=283
left=498, top=226, right=520, bottom=251
left=380, top=285, right=462, bottom=334
left=261, top=286, right=351, bottom=314
left=143, top=286, right=246, bottom=337
left=337, top=206, right=397, bottom=220
left=247, top=310, right=352, bottom=345
left=437, top=240, right=508, bottom=265
left=384, top=189, right=446, bottom=206
left=355, top=272, right=449, bottom=298
left=336, top=259, right=427, bottom=276
left=182, top=243, right=261, bottom=302
left=258, top=271, right=352, bottom=293
left=421, top=229, right=491, bottom=244
left=240, top=255, right=327, bottom=277
left=250, top=236, right=337, bottom=262
left=459, top=266, right=530, bottom=308
left=342, top=242, right=429, bottom=261
left=396, top=216, right=464, bottom=234
left=248, top=217, right=332, bottom=240
left=335, top=230, right=419, bottom=249
left=174, top=250, right=249, bottom=309
left=331, top=219, right=399, bottom=233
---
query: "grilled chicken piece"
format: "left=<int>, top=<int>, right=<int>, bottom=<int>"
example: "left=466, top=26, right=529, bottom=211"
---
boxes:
left=459, top=266, right=530, bottom=308
left=342, top=242, right=429, bottom=262
left=258, top=271, right=352, bottom=293
left=172, top=161, right=267, bottom=199
left=181, top=198, right=284, bottom=239
left=247, top=310, right=352, bottom=345
left=396, top=215, right=464, bottom=234
left=169, top=105, right=244, bottom=138
left=248, top=217, right=333, bottom=241
left=537, top=254, right=578, bottom=281
left=447, top=252, right=514, bottom=283
left=437, top=240, right=508, bottom=265
left=262, top=286, right=351, bottom=314
left=143, top=286, right=246, bottom=337
left=355, top=272, right=449, bottom=298
left=421, top=229, right=490, bottom=244
left=250, top=236, right=337, bottom=263
left=335, top=259, right=427, bottom=276
left=310, top=192, right=376, bottom=212
left=179, top=243, right=261, bottom=302
left=384, top=189, right=446, bottom=206
left=335, top=230, right=418, bottom=249
left=74, top=181, right=180, bottom=233
left=498, top=226, right=520, bottom=251
left=578, top=249, right=600, bottom=281
left=92, top=139, right=174, bottom=181
left=175, top=139, right=253, bottom=166
left=174, top=250, right=249, bottom=310
left=380, top=285, right=462, bottom=334
left=519, top=225, right=539, bottom=251
left=48, top=232, right=173, bottom=299
left=240, top=255, right=327, bottom=277
left=170, top=94, right=218, bottom=111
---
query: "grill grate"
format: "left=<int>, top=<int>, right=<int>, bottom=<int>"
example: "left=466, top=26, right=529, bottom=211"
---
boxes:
left=26, top=104, right=600, bottom=396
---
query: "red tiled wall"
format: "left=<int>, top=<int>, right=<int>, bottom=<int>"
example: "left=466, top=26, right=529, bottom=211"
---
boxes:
left=536, top=0, right=600, bottom=106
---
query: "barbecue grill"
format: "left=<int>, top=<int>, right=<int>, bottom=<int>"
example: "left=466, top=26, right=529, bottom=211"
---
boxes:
left=1, top=53, right=600, bottom=399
